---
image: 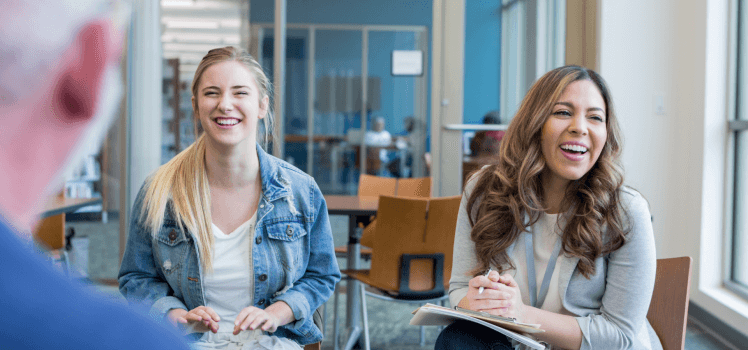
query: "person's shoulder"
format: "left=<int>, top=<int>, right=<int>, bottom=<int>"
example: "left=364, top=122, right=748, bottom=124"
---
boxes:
left=619, top=186, right=648, bottom=208
left=618, top=185, right=652, bottom=222
left=267, top=153, right=314, bottom=184
left=0, top=222, right=188, bottom=349
left=463, top=164, right=494, bottom=196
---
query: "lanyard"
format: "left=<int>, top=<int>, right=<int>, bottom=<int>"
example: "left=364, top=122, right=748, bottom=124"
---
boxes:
left=524, top=232, right=563, bottom=309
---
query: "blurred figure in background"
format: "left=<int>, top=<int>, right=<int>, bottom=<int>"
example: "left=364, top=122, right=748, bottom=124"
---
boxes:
left=469, top=110, right=504, bottom=157
left=387, top=116, right=423, bottom=177
left=364, top=115, right=393, bottom=147
left=0, top=1, right=188, bottom=348
left=363, top=115, right=392, bottom=175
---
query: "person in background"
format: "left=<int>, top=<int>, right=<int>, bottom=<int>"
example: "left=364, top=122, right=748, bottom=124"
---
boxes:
left=362, top=115, right=392, bottom=175
left=469, top=110, right=504, bottom=157
left=0, top=0, right=189, bottom=348
left=364, top=115, right=393, bottom=147
left=119, top=46, right=340, bottom=350
left=437, top=66, right=661, bottom=349
left=387, top=116, right=422, bottom=177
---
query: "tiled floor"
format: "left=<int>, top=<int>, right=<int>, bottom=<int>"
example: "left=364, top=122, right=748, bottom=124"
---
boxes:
left=71, top=215, right=735, bottom=350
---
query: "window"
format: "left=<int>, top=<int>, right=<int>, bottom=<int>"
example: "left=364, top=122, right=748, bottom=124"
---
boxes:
left=729, top=0, right=748, bottom=299
left=500, top=0, right=565, bottom=122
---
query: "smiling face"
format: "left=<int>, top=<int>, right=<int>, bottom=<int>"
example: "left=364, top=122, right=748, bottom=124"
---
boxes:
left=540, top=79, right=608, bottom=189
left=193, top=60, right=268, bottom=149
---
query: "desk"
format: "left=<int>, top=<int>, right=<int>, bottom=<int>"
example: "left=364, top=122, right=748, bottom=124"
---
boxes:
left=41, top=196, right=102, bottom=219
left=325, top=195, right=378, bottom=350
left=36, top=196, right=103, bottom=253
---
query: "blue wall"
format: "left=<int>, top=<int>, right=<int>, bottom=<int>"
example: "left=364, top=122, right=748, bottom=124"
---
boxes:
left=464, top=0, right=502, bottom=124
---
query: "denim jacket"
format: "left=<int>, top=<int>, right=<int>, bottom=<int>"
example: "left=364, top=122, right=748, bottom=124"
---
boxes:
left=118, top=144, right=340, bottom=345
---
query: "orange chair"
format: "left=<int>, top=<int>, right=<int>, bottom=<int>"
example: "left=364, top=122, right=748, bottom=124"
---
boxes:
left=33, top=213, right=70, bottom=274
left=333, top=175, right=397, bottom=259
left=647, top=256, right=693, bottom=350
left=335, top=175, right=432, bottom=258
left=396, top=177, right=432, bottom=197
left=357, top=174, right=397, bottom=197
left=335, top=195, right=461, bottom=349
left=358, top=176, right=431, bottom=248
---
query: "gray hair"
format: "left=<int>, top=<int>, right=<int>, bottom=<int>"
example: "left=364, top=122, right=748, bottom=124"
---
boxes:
left=0, top=0, right=113, bottom=106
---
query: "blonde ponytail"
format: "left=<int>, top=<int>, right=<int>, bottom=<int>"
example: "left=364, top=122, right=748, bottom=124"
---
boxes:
left=140, top=135, right=215, bottom=271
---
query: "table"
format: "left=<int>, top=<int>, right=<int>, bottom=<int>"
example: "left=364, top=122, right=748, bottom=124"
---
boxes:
left=41, top=196, right=102, bottom=219
left=325, top=195, right=379, bottom=350
left=35, top=196, right=103, bottom=253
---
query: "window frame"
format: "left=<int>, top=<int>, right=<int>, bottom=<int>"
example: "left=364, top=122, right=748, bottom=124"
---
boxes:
left=727, top=0, right=748, bottom=302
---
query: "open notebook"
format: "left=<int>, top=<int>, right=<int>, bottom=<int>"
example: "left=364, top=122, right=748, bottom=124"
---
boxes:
left=410, top=303, right=546, bottom=350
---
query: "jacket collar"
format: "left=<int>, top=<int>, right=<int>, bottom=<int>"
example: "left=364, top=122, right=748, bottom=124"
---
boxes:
left=256, top=143, right=292, bottom=203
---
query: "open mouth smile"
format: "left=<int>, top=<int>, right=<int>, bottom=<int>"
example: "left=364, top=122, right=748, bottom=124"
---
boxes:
left=559, top=142, right=588, bottom=161
left=214, top=117, right=241, bottom=127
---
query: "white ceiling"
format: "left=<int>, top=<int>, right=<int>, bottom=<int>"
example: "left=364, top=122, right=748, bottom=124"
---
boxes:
left=161, top=0, right=247, bottom=81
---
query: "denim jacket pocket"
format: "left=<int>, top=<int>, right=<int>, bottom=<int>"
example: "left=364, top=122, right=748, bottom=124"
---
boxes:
left=153, top=222, right=189, bottom=285
left=266, top=221, right=308, bottom=280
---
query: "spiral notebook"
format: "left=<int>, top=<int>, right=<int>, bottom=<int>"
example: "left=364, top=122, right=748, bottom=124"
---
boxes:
left=410, top=303, right=546, bottom=350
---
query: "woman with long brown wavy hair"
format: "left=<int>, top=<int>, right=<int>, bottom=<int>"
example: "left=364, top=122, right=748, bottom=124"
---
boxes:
left=435, top=66, right=661, bottom=350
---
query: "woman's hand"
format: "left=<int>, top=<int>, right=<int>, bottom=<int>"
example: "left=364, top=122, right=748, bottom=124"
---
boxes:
left=233, top=306, right=281, bottom=334
left=168, top=306, right=221, bottom=333
left=464, top=270, right=515, bottom=315
left=492, top=273, right=528, bottom=322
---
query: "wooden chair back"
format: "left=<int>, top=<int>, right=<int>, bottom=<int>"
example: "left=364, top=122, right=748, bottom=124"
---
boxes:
left=396, top=177, right=432, bottom=198
left=423, top=195, right=461, bottom=289
left=647, top=256, right=692, bottom=350
left=369, top=196, right=429, bottom=292
left=358, top=174, right=397, bottom=197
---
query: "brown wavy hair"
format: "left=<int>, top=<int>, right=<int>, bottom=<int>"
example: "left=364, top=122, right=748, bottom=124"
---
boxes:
left=467, top=65, right=627, bottom=278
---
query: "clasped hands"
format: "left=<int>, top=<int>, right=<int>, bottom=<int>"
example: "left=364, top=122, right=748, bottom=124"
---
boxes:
left=168, top=306, right=280, bottom=335
left=465, top=270, right=527, bottom=322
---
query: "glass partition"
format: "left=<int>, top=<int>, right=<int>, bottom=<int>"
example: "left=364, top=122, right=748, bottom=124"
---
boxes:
left=255, top=24, right=429, bottom=194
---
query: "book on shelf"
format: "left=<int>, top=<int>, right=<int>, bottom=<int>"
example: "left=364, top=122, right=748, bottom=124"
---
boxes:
left=410, top=303, right=547, bottom=350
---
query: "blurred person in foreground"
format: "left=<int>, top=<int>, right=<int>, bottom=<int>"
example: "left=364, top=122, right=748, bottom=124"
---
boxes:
left=0, top=1, right=189, bottom=348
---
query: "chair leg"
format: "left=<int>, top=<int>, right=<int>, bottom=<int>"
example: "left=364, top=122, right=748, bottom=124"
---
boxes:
left=419, top=302, right=425, bottom=347
left=360, top=284, right=370, bottom=350
left=333, top=283, right=340, bottom=350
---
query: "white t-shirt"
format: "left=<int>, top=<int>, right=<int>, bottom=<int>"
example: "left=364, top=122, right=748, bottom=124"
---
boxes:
left=192, top=213, right=303, bottom=350
left=197, top=212, right=258, bottom=343
left=364, top=130, right=392, bottom=147
left=511, top=213, right=571, bottom=316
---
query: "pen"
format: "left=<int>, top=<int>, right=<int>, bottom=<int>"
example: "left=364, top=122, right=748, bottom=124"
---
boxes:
left=478, top=268, right=493, bottom=294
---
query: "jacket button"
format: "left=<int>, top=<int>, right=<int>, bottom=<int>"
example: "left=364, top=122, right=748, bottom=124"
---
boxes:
left=259, top=274, right=267, bottom=282
left=286, top=225, right=293, bottom=237
left=258, top=299, right=265, bottom=306
left=255, top=236, right=262, bottom=244
left=168, top=229, right=177, bottom=241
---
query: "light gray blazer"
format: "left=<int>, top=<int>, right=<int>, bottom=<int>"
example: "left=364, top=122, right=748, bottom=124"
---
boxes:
left=449, top=179, right=663, bottom=350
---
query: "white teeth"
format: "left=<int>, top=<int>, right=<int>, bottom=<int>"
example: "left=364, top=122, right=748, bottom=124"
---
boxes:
left=216, top=119, right=239, bottom=126
left=560, top=144, right=588, bottom=153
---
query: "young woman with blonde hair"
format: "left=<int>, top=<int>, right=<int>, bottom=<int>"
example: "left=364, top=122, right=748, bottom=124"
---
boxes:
left=436, top=66, right=661, bottom=350
left=119, top=46, right=340, bottom=350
